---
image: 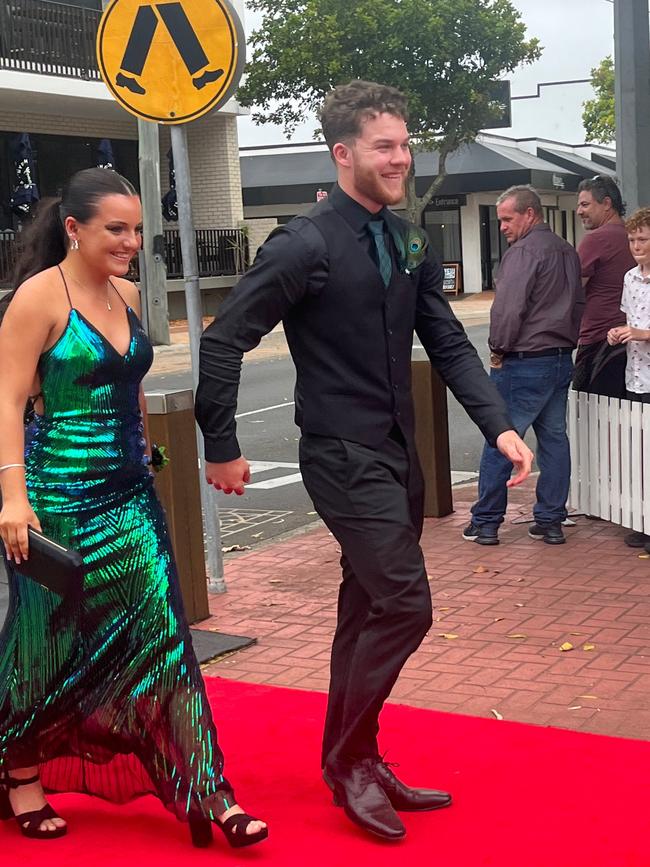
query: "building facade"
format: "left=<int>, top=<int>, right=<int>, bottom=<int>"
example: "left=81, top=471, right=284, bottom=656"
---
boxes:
left=240, top=134, right=618, bottom=295
left=0, top=0, right=248, bottom=312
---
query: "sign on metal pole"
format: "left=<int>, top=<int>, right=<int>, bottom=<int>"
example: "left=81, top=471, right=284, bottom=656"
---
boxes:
left=96, top=0, right=246, bottom=590
left=97, top=0, right=245, bottom=124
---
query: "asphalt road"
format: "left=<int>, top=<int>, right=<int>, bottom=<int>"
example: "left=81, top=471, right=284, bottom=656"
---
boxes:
left=143, top=323, right=518, bottom=549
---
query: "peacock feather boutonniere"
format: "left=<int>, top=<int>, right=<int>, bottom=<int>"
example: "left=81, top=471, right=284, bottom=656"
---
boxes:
left=391, top=224, right=429, bottom=275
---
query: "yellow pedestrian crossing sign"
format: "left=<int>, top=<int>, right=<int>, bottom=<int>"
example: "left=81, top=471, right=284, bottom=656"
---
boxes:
left=97, top=0, right=245, bottom=124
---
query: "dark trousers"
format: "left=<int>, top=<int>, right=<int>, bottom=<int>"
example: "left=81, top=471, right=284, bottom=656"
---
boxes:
left=299, top=429, right=432, bottom=770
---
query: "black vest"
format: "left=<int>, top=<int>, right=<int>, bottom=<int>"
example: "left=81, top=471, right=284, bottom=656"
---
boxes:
left=284, top=199, right=418, bottom=446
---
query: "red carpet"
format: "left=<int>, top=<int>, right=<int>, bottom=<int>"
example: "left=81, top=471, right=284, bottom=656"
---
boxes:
left=2, top=677, right=649, bottom=866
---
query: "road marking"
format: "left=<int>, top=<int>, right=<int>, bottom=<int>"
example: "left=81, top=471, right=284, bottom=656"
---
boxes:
left=219, top=508, right=293, bottom=537
left=247, top=473, right=303, bottom=490
left=247, top=460, right=302, bottom=489
left=248, top=460, right=299, bottom=471
left=235, top=402, right=295, bottom=419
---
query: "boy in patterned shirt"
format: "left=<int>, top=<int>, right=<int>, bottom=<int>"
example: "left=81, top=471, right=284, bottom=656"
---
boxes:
left=607, top=207, right=650, bottom=551
left=607, top=207, right=650, bottom=403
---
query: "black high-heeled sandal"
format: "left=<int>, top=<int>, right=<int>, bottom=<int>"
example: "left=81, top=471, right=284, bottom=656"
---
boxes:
left=188, top=788, right=268, bottom=850
left=0, top=773, right=67, bottom=839
left=216, top=811, right=269, bottom=849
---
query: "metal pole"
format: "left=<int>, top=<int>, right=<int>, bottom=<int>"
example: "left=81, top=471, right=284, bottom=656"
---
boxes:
left=98, top=4, right=168, bottom=346
left=614, top=0, right=650, bottom=214
left=170, top=123, right=225, bottom=593
left=137, top=119, right=170, bottom=345
left=137, top=249, right=149, bottom=335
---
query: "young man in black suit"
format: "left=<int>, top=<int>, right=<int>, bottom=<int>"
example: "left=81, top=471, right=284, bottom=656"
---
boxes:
left=195, top=80, right=533, bottom=840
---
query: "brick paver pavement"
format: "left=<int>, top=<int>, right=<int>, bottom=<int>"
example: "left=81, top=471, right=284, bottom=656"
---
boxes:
left=200, top=475, right=650, bottom=742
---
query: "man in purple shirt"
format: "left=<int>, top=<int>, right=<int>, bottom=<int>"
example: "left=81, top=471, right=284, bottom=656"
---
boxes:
left=573, top=176, right=636, bottom=398
left=463, top=186, right=584, bottom=546
left=573, top=177, right=645, bottom=548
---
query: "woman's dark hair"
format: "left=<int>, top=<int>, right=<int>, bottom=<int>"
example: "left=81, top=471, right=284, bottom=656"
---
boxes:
left=319, top=80, right=409, bottom=153
left=0, top=168, right=137, bottom=321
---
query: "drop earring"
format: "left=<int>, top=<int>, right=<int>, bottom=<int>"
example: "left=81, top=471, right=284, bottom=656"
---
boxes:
left=70, top=238, right=79, bottom=251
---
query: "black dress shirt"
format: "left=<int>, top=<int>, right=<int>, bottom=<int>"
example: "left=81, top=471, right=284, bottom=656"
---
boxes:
left=196, top=184, right=512, bottom=462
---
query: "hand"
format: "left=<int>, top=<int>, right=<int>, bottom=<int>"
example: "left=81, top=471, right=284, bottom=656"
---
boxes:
left=495, top=430, right=534, bottom=488
left=608, top=325, right=649, bottom=344
left=0, top=500, right=42, bottom=565
left=489, top=351, right=504, bottom=369
left=607, top=327, right=623, bottom=345
left=205, top=457, right=251, bottom=496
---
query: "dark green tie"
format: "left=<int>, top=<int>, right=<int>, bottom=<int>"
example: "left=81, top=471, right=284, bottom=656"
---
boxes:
left=367, top=220, right=392, bottom=287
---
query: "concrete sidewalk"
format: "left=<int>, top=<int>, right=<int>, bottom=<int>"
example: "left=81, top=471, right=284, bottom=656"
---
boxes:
left=199, top=475, right=650, bottom=742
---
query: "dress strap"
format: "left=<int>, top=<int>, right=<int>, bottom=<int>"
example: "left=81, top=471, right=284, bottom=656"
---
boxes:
left=108, top=279, right=130, bottom=309
left=56, top=264, right=73, bottom=309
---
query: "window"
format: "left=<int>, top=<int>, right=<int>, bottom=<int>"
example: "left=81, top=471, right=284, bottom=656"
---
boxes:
left=424, top=208, right=461, bottom=262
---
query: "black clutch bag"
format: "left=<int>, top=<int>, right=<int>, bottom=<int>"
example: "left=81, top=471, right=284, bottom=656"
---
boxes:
left=14, top=528, right=85, bottom=598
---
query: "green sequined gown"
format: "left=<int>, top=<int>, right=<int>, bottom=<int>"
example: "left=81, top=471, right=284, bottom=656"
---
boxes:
left=0, top=298, right=228, bottom=822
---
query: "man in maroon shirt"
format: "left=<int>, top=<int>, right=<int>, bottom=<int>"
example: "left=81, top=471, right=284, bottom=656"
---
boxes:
left=573, top=176, right=636, bottom=398
left=573, top=175, right=644, bottom=548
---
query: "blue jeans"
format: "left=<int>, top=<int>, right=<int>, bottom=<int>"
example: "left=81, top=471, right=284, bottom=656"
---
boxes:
left=471, top=354, right=574, bottom=528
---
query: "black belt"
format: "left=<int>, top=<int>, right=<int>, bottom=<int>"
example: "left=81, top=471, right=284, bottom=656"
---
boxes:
left=503, top=347, right=574, bottom=359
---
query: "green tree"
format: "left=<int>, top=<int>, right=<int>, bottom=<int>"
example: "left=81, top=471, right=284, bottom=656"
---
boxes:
left=237, top=0, right=541, bottom=222
left=582, top=56, right=615, bottom=144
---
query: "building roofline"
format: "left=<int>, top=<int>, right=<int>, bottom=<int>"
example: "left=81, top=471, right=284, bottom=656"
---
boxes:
left=240, top=132, right=616, bottom=155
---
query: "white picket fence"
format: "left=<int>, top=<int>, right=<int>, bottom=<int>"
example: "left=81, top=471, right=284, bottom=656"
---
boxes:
left=568, top=391, right=650, bottom=532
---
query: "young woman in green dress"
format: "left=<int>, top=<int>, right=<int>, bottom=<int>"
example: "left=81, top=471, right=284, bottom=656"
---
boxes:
left=0, top=168, right=267, bottom=849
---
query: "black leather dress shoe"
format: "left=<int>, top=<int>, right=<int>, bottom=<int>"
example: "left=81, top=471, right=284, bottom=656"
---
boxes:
left=374, top=761, right=452, bottom=811
left=323, top=759, right=405, bottom=840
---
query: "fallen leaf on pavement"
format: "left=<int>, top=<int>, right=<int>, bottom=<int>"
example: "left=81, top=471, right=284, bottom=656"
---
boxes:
left=568, top=705, right=582, bottom=710
left=268, top=579, right=283, bottom=584
left=251, top=532, right=264, bottom=538
left=438, top=607, right=450, bottom=611
left=507, top=633, right=527, bottom=639
left=438, top=633, right=459, bottom=640
left=560, top=642, right=574, bottom=652
left=473, top=565, right=488, bottom=573
left=514, top=603, right=524, bottom=608
left=638, top=554, right=650, bottom=559
left=579, top=695, right=599, bottom=700
left=221, top=544, right=250, bottom=553
left=582, top=644, right=595, bottom=651
left=493, top=617, right=504, bottom=622
left=490, top=709, right=503, bottom=720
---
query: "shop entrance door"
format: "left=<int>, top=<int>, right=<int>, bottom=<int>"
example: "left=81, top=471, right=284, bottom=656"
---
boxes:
left=479, top=205, right=507, bottom=290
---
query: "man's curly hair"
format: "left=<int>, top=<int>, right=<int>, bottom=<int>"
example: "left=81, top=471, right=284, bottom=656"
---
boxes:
left=319, top=80, right=409, bottom=152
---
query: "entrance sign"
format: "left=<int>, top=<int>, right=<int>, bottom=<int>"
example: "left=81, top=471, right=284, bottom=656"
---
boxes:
left=97, top=0, right=245, bottom=124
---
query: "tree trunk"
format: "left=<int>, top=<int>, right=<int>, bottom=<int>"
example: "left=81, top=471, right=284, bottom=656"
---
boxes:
left=405, top=148, right=451, bottom=225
